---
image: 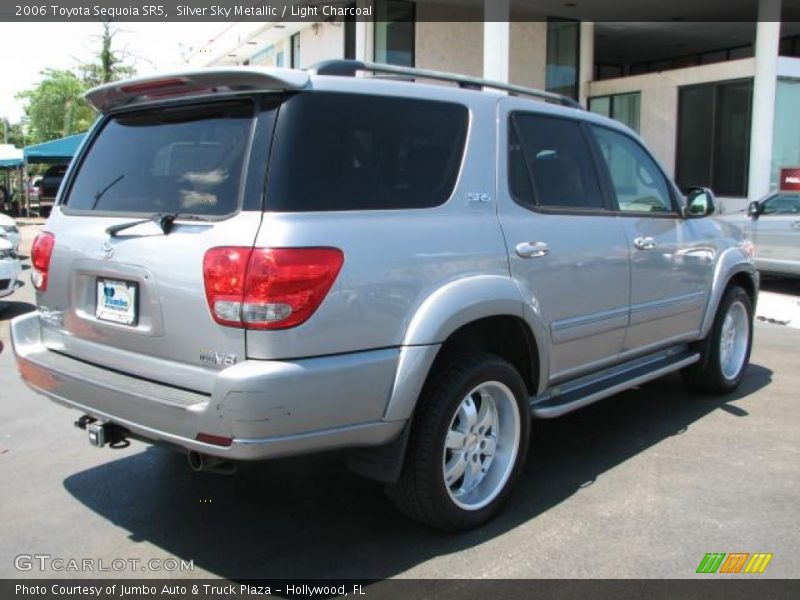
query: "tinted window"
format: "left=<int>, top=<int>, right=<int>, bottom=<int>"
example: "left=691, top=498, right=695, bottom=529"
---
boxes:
left=509, top=113, right=605, bottom=210
left=65, top=101, right=255, bottom=215
left=675, top=79, right=752, bottom=197
left=762, top=194, right=800, bottom=215
left=267, top=92, right=468, bottom=211
left=592, top=126, right=674, bottom=213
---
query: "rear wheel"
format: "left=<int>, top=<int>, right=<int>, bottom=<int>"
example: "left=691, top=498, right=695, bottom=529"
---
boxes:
left=682, top=285, right=753, bottom=394
left=386, top=354, right=530, bottom=531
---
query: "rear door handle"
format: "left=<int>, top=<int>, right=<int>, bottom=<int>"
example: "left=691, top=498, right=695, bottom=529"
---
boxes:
left=633, top=236, right=656, bottom=250
left=515, top=241, right=549, bottom=258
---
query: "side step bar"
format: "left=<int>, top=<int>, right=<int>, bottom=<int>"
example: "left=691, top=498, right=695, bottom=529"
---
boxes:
left=530, top=347, right=700, bottom=419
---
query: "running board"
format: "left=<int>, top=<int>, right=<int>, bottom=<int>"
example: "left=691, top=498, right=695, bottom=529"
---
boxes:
left=530, top=347, right=700, bottom=419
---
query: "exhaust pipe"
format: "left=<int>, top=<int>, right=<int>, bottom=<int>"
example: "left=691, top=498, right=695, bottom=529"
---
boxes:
left=187, top=451, right=237, bottom=475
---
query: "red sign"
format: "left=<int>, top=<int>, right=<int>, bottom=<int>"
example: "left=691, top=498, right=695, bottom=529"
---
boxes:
left=779, top=167, right=800, bottom=192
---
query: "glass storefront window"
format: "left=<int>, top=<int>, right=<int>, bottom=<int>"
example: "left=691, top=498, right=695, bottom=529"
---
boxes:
left=772, top=78, right=800, bottom=189
left=675, top=78, right=753, bottom=197
left=546, top=19, right=579, bottom=100
left=589, top=93, right=641, bottom=133
left=375, top=0, right=415, bottom=67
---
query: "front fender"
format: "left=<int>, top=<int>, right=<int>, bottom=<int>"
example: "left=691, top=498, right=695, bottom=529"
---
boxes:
left=699, top=246, right=758, bottom=338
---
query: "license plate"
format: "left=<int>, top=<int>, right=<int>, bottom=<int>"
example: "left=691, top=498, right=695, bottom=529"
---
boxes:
left=96, top=278, right=138, bottom=326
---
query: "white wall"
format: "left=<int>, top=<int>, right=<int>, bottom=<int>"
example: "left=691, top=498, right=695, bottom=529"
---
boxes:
left=296, top=22, right=346, bottom=68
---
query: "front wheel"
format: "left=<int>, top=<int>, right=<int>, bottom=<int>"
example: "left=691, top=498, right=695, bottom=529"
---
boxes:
left=386, top=354, right=530, bottom=531
left=682, top=285, right=753, bottom=394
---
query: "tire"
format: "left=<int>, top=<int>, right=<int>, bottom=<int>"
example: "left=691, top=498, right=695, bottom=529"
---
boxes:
left=682, top=285, right=753, bottom=395
left=386, top=353, right=530, bottom=531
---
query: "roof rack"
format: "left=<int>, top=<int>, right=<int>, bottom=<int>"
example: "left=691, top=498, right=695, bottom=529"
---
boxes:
left=309, top=59, right=582, bottom=110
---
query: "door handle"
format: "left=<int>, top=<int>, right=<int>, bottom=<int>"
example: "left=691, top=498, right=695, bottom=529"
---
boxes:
left=791, top=221, right=800, bottom=230
left=515, top=241, right=550, bottom=258
left=633, top=236, right=656, bottom=250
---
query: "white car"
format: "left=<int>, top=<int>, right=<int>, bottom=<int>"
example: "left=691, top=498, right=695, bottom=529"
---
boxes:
left=0, top=237, right=21, bottom=298
left=721, top=192, right=800, bottom=277
left=0, top=213, right=21, bottom=251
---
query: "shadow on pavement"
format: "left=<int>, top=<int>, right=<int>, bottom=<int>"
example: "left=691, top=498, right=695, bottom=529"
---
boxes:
left=760, top=276, right=800, bottom=297
left=0, top=301, right=36, bottom=322
left=63, top=364, right=772, bottom=580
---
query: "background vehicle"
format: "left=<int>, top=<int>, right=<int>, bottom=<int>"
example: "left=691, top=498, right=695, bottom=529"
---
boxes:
left=0, top=213, right=20, bottom=251
left=37, top=165, right=67, bottom=217
left=11, top=62, right=757, bottom=531
left=0, top=237, right=20, bottom=299
left=722, top=192, right=800, bottom=277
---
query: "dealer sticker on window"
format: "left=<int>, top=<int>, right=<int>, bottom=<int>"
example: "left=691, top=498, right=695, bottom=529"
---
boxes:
left=96, top=278, right=137, bottom=326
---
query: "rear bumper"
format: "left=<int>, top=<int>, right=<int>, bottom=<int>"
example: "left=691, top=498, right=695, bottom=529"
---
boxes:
left=10, top=311, right=405, bottom=460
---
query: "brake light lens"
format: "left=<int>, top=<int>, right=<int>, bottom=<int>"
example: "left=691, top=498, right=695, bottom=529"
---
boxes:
left=203, top=247, right=344, bottom=330
left=119, top=77, right=188, bottom=94
left=31, top=232, right=55, bottom=291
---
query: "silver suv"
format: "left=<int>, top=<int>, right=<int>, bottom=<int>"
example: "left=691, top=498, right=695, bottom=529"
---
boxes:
left=11, top=61, right=757, bottom=531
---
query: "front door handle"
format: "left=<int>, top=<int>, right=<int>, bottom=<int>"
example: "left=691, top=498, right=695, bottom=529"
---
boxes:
left=791, top=221, right=800, bottom=230
left=633, top=236, right=656, bottom=250
left=515, top=241, right=550, bottom=258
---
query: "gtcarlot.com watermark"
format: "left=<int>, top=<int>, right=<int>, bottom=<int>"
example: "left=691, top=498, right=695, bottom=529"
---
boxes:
left=14, top=554, right=194, bottom=573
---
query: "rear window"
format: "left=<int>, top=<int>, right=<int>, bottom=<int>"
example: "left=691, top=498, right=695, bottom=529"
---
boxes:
left=266, top=92, right=468, bottom=211
left=64, top=101, right=255, bottom=216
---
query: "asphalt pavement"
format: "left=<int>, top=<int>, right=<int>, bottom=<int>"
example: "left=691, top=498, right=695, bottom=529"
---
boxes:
left=0, top=223, right=798, bottom=579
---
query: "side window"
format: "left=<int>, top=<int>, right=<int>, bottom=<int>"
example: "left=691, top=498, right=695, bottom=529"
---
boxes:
left=762, top=194, right=800, bottom=215
left=591, top=125, right=674, bottom=214
left=509, top=113, right=606, bottom=210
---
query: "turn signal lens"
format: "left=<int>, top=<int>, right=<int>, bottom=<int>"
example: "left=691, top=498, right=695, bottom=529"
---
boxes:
left=31, top=232, right=55, bottom=291
left=202, top=247, right=343, bottom=330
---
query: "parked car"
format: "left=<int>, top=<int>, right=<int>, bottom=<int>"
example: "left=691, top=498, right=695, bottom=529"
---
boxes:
left=721, top=192, right=800, bottom=278
left=27, top=175, right=42, bottom=204
left=0, top=237, right=20, bottom=299
left=38, top=165, right=68, bottom=217
left=11, top=62, right=758, bottom=531
left=0, top=213, right=20, bottom=251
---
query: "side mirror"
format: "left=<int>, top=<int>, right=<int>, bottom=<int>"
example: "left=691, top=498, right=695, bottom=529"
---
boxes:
left=747, top=201, right=761, bottom=218
left=685, top=187, right=716, bottom=218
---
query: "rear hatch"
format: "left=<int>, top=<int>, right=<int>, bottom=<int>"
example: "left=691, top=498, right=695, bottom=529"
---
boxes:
left=35, top=91, right=282, bottom=393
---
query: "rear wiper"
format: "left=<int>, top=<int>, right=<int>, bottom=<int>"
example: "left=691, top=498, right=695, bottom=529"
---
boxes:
left=106, top=213, right=212, bottom=237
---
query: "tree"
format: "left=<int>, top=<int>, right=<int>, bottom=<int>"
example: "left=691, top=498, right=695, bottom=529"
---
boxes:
left=15, top=69, right=95, bottom=144
left=15, top=22, right=137, bottom=145
left=78, top=22, right=137, bottom=87
left=2, top=119, right=26, bottom=148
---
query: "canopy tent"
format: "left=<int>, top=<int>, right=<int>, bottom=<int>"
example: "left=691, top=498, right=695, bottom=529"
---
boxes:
left=24, top=133, right=87, bottom=164
left=0, top=144, right=23, bottom=169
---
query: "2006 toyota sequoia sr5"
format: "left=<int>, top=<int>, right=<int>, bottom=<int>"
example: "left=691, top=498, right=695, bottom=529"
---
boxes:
left=11, top=61, right=758, bottom=531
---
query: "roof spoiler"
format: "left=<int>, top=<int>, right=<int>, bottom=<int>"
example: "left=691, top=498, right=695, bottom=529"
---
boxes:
left=84, top=67, right=310, bottom=113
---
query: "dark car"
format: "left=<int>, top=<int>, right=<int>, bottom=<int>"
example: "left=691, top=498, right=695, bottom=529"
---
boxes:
left=38, top=165, right=68, bottom=217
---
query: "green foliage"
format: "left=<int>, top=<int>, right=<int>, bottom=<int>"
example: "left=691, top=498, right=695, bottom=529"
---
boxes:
left=2, top=120, right=26, bottom=147
left=14, top=22, right=137, bottom=146
left=78, top=22, right=137, bottom=87
left=15, top=69, right=95, bottom=144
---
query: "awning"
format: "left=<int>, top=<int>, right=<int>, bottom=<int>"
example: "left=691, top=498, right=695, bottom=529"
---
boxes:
left=24, top=133, right=87, bottom=164
left=0, top=144, right=23, bottom=169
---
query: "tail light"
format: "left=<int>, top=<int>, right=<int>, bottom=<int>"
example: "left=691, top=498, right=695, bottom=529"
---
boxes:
left=203, top=247, right=344, bottom=330
left=31, top=232, right=55, bottom=291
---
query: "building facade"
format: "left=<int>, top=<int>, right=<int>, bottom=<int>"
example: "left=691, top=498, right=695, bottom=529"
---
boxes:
left=189, top=0, right=800, bottom=211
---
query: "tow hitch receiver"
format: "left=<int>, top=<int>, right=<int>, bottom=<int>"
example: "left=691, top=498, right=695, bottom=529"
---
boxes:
left=75, top=415, right=128, bottom=448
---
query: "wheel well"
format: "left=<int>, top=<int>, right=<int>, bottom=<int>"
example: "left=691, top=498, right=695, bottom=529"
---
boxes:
left=729, top=271, right=757, bottom=308
left=430, top=316, right=539, bottom=395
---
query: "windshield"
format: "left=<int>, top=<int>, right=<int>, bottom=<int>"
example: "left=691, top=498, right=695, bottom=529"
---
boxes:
left=63, top=100, right=255, bottom=216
